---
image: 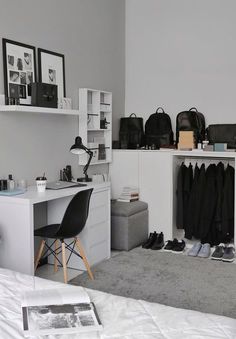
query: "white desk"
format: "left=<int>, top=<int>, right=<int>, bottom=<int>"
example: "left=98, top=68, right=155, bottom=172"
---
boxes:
left=0, top=182, right=111, bottom=275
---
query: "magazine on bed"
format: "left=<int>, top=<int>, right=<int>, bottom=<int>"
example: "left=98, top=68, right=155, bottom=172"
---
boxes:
left=21, top=287, right=102, bottom=337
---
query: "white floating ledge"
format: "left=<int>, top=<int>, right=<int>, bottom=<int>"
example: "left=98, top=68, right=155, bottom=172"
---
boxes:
left=0, top=105, right=80, bottom=115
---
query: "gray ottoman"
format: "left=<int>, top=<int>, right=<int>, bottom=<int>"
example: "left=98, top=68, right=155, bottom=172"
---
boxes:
left=111, top=200, right=148, bottom=251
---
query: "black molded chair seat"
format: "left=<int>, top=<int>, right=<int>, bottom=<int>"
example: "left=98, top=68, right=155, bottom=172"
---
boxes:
left=34, top=188, right=94, bottom=283
left=34, top=224, right=60, bottom=238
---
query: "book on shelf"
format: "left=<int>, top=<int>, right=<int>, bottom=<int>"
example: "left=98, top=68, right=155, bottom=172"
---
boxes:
left=22, top=287, right=102, bottom=337
left=119, top=193, right=139, bottom=198
left=117, top=197, right=139, bottom=203
left=122, top=186, right=139, bottom=192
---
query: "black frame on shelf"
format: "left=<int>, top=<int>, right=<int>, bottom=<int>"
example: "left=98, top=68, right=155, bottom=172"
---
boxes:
left=38, top=48, right=66, bottom=99
left=2, top=38, right=37, bottom=105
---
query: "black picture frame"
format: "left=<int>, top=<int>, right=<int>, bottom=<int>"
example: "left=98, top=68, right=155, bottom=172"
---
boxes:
left=2, top=38, right=37, bottom=105
left=38, top=48, right=66, bottom=101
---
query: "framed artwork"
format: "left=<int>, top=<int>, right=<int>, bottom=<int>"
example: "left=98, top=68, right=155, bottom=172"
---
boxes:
left=2, top=38, right=36, bottom=105
left=38, top=48, right=66, bottom=101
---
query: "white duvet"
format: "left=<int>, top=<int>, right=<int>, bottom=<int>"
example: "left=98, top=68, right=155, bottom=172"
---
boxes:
left=0, top=268, right=236, bottom=339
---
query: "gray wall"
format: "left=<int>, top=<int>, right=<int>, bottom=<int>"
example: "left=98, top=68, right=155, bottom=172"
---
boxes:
left=126, top=0, right=236, bottom=133
left=0, top=0, right=125, bottom=183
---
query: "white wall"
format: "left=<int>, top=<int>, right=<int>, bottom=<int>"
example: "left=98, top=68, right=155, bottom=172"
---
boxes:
left=126, top=0, right=236, bottom=134
left=0, top=0, right=125, bottom=183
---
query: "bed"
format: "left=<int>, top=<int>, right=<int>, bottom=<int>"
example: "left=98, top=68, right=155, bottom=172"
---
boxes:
left=0, top=268, right=236, bottom=339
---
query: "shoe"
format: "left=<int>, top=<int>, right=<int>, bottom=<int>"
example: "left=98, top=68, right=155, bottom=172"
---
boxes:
left=188, top=242, right=202, bottom=257
left=211, top=244, right=225, bottom=260
left=222, top=245, right=235, bottom=262
left=142, top=231, right=158, bottom=249
left=197, top=243, right=211, bottom=258
left=151, top=232, right=164, bottom=250
left=172, top=239, right=185, bottom=253
left=163, top=240, right=174, bottom=251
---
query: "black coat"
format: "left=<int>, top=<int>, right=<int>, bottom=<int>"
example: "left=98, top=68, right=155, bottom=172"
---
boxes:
left=199, top=164, right=217, bottom=242
left=222, top=165, right=234, bottom=240
left=176, top=163, right=186, bottom=229
left=185, top=164, right=200, bottom=239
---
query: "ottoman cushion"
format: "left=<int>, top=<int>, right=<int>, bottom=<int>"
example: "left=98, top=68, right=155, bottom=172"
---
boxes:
left=111, top=200, right=148, bottom=216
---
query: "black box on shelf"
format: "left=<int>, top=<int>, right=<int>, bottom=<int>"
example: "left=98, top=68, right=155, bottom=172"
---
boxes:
left=98, top=144, right=106, bottom=160
left=31, top=82, right=58, bottom=108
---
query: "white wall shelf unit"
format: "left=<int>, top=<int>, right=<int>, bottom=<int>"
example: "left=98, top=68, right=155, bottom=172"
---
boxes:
left=79, top=88, right=112, bottom=165
left=0, top=105, right=80, bottom=115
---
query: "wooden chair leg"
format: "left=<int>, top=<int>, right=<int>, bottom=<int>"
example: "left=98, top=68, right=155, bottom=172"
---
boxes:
left=34, top=240, right=46, bottom=273
left=75, top=237, right=94, bottom=280
left=61, top=241, right=68, bottom=284
left=54, top=239, right=60, bottom=273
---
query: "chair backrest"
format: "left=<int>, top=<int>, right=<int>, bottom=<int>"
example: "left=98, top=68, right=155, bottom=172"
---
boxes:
left=56, top=188, right=93, bottom=239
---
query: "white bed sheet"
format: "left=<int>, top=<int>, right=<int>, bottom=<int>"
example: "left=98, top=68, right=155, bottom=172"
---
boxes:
left=0, top=268, right=236, bottom=339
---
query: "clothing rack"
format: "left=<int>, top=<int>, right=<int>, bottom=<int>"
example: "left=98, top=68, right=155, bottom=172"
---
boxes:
left=182, top=157, right=235, bottom=168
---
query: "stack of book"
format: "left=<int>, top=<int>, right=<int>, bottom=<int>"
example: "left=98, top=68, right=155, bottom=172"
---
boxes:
left=117, top=186, right=139, bottom=202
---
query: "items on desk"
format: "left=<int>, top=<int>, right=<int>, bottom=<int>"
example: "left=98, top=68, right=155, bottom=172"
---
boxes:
left=7, top=174, right=15, bottom=190
left=60, top=165, right=72, bottom=182
left=70, top=136, right=93, bottom=182
left=36, top=174, right=47, bottom=192
left=17, top=179, right=27, bottom=190
left=0, top=179, right=7, bottom=191
left=0, top=188, right=26, bottom=196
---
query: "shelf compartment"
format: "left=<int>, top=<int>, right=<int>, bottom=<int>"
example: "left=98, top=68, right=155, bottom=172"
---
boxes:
left=79, top=88, right=112, bottom=165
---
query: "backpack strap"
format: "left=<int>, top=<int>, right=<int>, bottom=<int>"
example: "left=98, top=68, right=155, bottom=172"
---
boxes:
left=156, top=107, right=165, bottom=114
left=129, top=113, right=137, bottom=117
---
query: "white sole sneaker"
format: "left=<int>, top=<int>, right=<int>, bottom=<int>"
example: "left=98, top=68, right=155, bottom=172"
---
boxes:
left=222, top=258, right=235, bottom=262
left=211, top=256, right=222, bottom=261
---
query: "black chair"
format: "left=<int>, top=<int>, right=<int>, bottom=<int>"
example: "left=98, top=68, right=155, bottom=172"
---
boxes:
left=34, top=188, right=94, bottom=283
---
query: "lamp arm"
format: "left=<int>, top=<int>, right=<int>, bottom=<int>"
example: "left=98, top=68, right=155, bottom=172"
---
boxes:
left=83, top=148, right=93, bottom=177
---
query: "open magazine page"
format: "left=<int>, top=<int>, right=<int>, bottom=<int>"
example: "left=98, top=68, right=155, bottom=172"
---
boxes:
left=22, top=286, right=90, bottom=306
left=22, top=287, right=102, bottom=337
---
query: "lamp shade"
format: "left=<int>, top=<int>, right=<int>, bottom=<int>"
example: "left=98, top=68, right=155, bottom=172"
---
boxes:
left=70, top=136, right=86, bottom=155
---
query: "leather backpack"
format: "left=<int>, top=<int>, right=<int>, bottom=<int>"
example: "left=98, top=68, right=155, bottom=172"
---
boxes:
left=176, top=107, right=205, bottom=144
left=145, top=107, right=174, bottom=148
left=119, top=113, right=145, bottom=149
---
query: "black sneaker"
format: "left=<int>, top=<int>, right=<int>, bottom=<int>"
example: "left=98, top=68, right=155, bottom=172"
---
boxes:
left=163, top=239, right=175, bottom=251
left=222, top=246, right=235, bottom=263
left=142, top=231, right=158, bottom=249
left=151, top=232, right=164, bottom=250
left=211, top=244, right=225, bottom=261
left=172, top=240, right=185, bottom=253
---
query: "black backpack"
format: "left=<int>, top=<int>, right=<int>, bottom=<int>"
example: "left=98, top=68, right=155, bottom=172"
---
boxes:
left=145, top=107, right=174, bottom=148
left=176, top=107, right=205, bottom=144
left=119, top=113, right=144, bottom=149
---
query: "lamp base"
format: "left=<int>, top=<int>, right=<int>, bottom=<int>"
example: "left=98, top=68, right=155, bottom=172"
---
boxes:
left=77, top=177, right=92, bottom=182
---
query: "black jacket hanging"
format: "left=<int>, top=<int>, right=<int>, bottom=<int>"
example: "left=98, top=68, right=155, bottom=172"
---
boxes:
left=222, top=165, right=234, bottom=240
left=185, top=164, right=200, bottom=239
left=176, top=163, right=187, bottom=229
left=199, top=164, right=217, bottom=241
left=183, top=163, right=193, bottom=237
left=192, top=164, right=206, bottom=239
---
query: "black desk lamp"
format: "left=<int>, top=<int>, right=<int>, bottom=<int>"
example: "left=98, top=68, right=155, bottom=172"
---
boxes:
left=70, top=136, right=93, bottom=182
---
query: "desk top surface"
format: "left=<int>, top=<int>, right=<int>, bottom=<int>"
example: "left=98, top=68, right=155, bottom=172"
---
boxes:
left=0, top=182, right=110, bottom=205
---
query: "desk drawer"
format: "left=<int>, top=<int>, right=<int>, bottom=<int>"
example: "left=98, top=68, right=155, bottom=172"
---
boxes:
left=87, top=204, right=108, bottom=226
left=90, top=240, right=110, bottom=265
left=90, top=190, right=108, bottom=210
left=89, top=221, right=109, bottom=246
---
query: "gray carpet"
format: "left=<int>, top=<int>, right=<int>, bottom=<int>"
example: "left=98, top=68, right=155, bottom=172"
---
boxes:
left=70, top=247, right=236, bottom=318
